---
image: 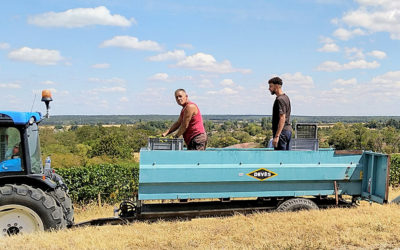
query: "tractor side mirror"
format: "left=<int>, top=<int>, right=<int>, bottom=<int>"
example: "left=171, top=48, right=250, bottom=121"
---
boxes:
left=41, top=90, right=53, bottom=118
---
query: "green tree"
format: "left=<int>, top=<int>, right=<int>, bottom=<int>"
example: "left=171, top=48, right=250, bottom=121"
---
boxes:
left=89, top=132, right=132, bottom=159
left=244, top=123, right=262, bottom=136
left=232, top=131, right=252, bottom=143
left=261, top=117, right=272, bottom=130
left=352, top=123, right=368, bottom=149
left=204, top=120, right=215, bottom=132
left=328, top=123, right=355, bottom=150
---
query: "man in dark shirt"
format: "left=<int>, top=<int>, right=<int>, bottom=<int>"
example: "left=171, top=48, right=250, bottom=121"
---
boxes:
left=268, top=77, right=292, bottom=150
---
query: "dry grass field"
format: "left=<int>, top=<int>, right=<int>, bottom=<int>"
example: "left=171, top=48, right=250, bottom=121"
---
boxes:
left=1, top=188, right=400, bottom=250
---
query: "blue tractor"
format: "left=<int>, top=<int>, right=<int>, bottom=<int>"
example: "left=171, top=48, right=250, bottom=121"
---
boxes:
left=0, top=91, right=73, bottom=236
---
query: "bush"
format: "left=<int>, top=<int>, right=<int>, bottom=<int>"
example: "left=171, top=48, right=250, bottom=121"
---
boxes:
left=56, top=163, right=139, bottom=203
left=390, top=154, right=400, bottom=186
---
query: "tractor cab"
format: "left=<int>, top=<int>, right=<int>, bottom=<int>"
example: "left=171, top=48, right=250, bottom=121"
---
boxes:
left=0, top=112, right=42, bottom=174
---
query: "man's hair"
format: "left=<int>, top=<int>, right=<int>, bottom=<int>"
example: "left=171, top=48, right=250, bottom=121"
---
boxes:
left=268, top=77, right=283, bottom=85
left=175, top=89, right=187, bottom=94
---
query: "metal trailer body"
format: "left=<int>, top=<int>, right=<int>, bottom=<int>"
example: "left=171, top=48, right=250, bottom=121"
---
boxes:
left=139, top=148, right=389, bottom=203
left=76, top=146, right=392, bottom=227
left=134, top=148, right=389, bottom=218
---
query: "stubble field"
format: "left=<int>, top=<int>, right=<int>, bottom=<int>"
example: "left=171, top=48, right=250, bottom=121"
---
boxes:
left=1, top=189, right=400, bottom=250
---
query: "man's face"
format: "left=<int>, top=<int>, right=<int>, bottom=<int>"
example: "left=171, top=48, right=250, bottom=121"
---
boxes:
left=12, top=146, right=19, bottom=155
left=175, top=91, right=188, bottom=106
left=269, top=83, right=277, bottom=95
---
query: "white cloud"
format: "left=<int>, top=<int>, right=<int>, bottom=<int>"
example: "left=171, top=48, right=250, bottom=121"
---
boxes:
left=207, top=87, right=238, bottom=95
left=175, top=52, right=251, bottom=74
left=199, top=79, right=214, bottom=88
left=91, top=63, right=110, bottom=69
left=136, top=87, right=171, bottom=106
left=317, top=36, right=339, bottom=52
left=316, top=60, right=379, bottom=71
left=339, top=1, right=400, bottom=40
left=344, top=47, right=364, bottom=60
left=0, top=83, right=21, bottom=89
left=177, top=44, right=194, bottom=49
left=28, top=6, right=134, bottom=28
left=8, top=47, right=63, bottom=65
left=367, top=50, right=387, bottom=59
left=89, top=86, right=127, bottom=94
left=317, top=43, right=339, bottom=52
left=220, top=79, right=235, bottom=87
left=371, top=71, right=400, bottom=87
left=41, top=80, right=56, bottom=85
left=331, top=18, right=339, bottom=25
left=280, top=72, right=314, bottom=89
left=88, top=77, right=126, bottom=84
left=120, top=96, right=129, bottom=102
left=332, top=78, right=358, bottom=86
left=319, top=36, right=334, bottom=44
left=147, top=50, right=186, bottom=62
left=100, top=36, right=162, bottom=51
left=148, top=73, right=194, bottom=83
left=333, top=28, right=366, bottom=40
left=221, top=87, right=239, bottom=95
left=0, top=43, right=10, bottom=50
left=148, top=73, right=170, bottom=81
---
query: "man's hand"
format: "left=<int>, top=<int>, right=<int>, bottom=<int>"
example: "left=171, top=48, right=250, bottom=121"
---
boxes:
left=162, top=132, right=168, bottom=137
left=272, top=136, right=279, bottom=148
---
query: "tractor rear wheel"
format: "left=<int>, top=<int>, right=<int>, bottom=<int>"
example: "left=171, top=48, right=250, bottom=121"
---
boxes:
left=276, top=198, right=319, bottom=212
left=49, top=187, right=74, bottom=227
left=0, top=184, right=66, bottom=236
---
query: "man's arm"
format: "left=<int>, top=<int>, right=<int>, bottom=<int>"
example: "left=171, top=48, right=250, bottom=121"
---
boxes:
left=162, top=116, right=183, bottom=137
left=174, top=104, right=196, bottom=138
left=272, top=113, right=285, bottom=147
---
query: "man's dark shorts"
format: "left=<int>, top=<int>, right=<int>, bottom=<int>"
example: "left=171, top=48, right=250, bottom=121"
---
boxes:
left=187, top=133, right=207, bottom=150
left=274, top=130, right=292, bottom=151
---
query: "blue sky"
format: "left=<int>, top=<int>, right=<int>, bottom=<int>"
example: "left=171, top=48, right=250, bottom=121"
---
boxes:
left=1, top=0, right=399, bottom=116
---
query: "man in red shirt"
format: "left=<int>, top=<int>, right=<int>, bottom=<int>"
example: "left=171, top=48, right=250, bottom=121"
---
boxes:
left=162, top=89, right=207, bottom=150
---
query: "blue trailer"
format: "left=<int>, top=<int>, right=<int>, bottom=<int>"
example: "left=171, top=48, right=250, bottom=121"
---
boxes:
left=79, top=143, right=391, bottom=226
left=132, top=147, right=389, bottom=217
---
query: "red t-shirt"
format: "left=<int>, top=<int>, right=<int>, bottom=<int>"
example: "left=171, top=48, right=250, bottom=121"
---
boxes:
left=179, top=101, right=205, bottom=145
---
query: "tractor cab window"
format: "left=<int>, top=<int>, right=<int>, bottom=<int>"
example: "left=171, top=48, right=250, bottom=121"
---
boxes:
left=0, top=127, right=22, bottom=172
left=27, top=123, right=43, bottom=174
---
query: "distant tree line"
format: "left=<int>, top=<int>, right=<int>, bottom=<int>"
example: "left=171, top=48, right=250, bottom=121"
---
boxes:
left=42, top=115, right=400, bottom=126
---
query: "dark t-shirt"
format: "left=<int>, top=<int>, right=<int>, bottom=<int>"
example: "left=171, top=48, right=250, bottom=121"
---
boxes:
left=272, top=94, right=292, bottom=136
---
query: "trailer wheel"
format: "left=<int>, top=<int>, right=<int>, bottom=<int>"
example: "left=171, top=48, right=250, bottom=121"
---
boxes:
left=49, top=187, right=74, bottom=227
left=0, top=184, right=66, bottom=236
left=391, top=195, right=400, bottom=205
left=276, top=198, right=319, bottom=212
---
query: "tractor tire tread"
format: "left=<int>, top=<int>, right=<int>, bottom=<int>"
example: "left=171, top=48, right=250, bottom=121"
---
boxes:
left=48, top=187, right=74, bottom=227
left=276, top=198, right=319, bottom=212
left=0, top=184, right=66, bottom=230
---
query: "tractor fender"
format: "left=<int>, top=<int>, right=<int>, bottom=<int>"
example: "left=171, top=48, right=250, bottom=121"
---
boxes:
left=0, top=175, right=57, bottom=192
